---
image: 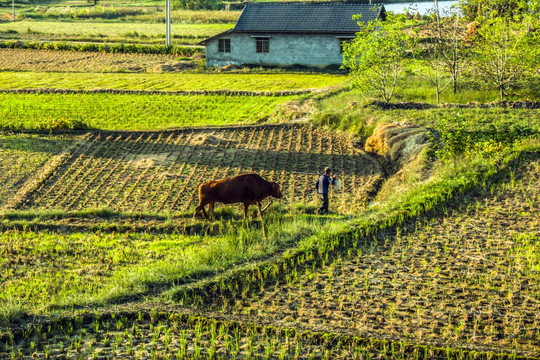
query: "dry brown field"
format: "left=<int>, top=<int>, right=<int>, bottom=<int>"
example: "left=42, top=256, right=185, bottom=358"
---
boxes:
left=0, top=48, right=179, bottom=73
left=8, top=124, right=384, bottom=215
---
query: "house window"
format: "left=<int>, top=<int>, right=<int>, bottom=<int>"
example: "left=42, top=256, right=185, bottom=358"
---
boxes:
left=218, top=39, right=231, bottom=53
left=256, top=38, right=269, bottom=53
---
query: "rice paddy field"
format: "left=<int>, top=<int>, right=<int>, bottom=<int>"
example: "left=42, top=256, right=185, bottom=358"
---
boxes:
left=0, top=70, right=346, bottom=130
left=0, top=20, right=235, bottom=45
left=0, top=70, right=346, bottom=90
left=1, top=40, right=539, bottom=360
left=2, top=154, right=538, bottom=359
left=0, top=93, right=301, bottom=130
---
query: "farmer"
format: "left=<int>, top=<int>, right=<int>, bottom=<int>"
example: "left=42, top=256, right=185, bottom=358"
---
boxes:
left=315, top=167, right=336, bottom=214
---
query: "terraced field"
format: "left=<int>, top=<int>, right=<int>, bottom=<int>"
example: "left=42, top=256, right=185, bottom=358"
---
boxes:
left=0, top=21, right=233, bottom=46
left=0, top=93, right=300, bottom=130
left=221, top=161, right=540, bottom=356
left=3, top=156, right=538, bottom=359
left=8, top=124, right=383, bottom=215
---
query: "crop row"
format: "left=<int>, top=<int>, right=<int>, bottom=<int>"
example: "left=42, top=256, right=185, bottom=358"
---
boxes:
left=1, top=88, right=313, bottom=97
left=0, top=134, right=73, bottom=209
left=0, top=229, right=207, bottom=312
left=0, top=40, right=200, bottom=56
left=0, top=93, right=298, bottom=131
left=0, top=70, right=346, bottom=92
left=13, top=125, right=383, bottom=214
left=5, top=310, right=509, bottom=360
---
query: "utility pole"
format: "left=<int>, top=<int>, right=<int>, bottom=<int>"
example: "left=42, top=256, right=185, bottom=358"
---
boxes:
left=166, top=0, right=171, bottom=46
left=12, top=0, right=15, bottom=21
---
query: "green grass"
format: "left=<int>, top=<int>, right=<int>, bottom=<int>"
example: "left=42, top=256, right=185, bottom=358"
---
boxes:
left=313, top=88, right=540, bottom=137
left=0, top=93, right=299, bottom=130
left=0, top=72, right=346, bottom=91
left=392, top=75, right=540, bottom=104
left=0, top=206, right=340, bottom=318
left=0, top=21, right=232, bottom=45
left=0, top=229, right=209, bottom=311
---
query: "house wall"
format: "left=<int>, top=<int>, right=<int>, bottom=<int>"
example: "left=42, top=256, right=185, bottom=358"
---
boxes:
left=205, top=33, right=346, bottom=68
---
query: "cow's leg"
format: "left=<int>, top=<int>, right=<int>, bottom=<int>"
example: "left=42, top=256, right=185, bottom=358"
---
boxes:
left=243, top=202, right=250, bottom=219
left=192, top=205, right=200, bottom=221
left=193, top=202, right=209, bottom=221
left=257, top=201, right=263, bottom=219
left=208, top=202, right=215, bottom=220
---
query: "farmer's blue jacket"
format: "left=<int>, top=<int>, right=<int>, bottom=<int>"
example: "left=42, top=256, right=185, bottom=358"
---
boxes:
left=315, top=174, right=335, bottom=195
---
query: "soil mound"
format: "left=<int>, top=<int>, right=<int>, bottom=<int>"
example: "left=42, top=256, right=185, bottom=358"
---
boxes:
left=129, top=153, right=174, bottom=168
left=272, top=99, right=317, bottom=121
left=365, top=122, right=430, bottom=175
left=190, top=134, right=234, bottom=147
left=148, top=61, right=197, bottom=72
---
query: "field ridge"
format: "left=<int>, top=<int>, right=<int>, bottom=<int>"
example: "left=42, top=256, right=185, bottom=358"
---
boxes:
left=0, top=88, right=317, bottom=97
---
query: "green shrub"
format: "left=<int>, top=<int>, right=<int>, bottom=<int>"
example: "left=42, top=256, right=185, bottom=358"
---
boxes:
left=35, top=117, right=89, bottom=131
left=312, top=110, right=365, bottom=135
left=312, top=110, right=342, bottom=128
left=0, top=40, right=200, bottom=57
left=431, top=114, right=538, bottom=161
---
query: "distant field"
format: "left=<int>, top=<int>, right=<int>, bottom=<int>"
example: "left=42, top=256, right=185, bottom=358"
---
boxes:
left=0, top=71, right=346, bottom=90
left=0, top=48, right=180, bottom=73
left=0, top=21, right=232, bottom=45
left=0, top=93, right=300, bottom=130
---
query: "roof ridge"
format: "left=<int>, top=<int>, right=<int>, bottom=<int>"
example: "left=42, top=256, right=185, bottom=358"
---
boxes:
left=232, top=1, right=385, bottom=34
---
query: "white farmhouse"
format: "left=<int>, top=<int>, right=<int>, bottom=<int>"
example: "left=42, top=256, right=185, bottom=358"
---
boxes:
left=199, top=2, right=386, bottom=68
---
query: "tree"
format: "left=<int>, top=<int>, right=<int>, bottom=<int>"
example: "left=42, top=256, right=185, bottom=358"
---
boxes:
left=415, top=2, right=468, bottom=103
left=471, top=15, right=539, bottom=99
left=416, top=37, right=453, bottom=104
left=459, top=0, right=530, bottom=21
left=342, top=13, right=414, bottom=102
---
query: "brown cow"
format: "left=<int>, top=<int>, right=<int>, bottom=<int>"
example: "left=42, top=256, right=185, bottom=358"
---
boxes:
left=193, top=173, right=282, bottom=220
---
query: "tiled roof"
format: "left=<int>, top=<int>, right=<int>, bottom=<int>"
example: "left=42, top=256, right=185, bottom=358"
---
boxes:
left=234, top=2, right=385, bottom=34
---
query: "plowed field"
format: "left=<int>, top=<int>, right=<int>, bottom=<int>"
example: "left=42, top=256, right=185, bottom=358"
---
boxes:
left=0, top=48, right=178, bottom=73
left=10, top=124, right=384, bottom=215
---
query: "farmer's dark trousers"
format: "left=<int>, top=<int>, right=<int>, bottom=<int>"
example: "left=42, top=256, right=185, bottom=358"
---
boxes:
left=318, top=194, right=329, bottom=214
